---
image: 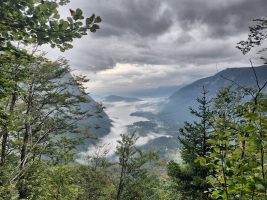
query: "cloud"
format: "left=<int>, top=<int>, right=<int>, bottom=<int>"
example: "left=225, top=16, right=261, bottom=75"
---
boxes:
left=169, top=0, right=267, bottom=38
left=81, top=61, right=252, bottom=94
left=45, top=0, right=267, bottom=93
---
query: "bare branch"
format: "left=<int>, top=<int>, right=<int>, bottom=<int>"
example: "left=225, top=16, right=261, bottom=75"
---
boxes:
left=249, top=59, right=261, bottom=90
left=218, top=74, right=255, bottom=98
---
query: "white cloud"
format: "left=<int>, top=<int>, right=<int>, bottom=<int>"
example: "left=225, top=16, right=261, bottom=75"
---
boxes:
left=75, top=61, right=252, bottom=94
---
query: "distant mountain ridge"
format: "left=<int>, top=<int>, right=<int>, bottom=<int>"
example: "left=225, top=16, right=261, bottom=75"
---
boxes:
left=124, top=85, right=184, bottom=98
left=104, top=95, right=142, bottom=102
left=160, top=65, right=267, bottom=125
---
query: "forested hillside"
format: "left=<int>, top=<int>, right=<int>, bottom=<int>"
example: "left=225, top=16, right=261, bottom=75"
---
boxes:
left=160, top=65, right=267, bottom=125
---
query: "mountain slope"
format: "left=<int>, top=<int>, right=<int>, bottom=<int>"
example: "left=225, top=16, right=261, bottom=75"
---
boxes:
left=61, top=73, right=112, bottom=152
left=160, top=65, right=267, bottom=126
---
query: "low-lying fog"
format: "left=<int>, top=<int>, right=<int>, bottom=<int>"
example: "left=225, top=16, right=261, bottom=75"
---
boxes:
left=81, top=97, right=173, bottom=158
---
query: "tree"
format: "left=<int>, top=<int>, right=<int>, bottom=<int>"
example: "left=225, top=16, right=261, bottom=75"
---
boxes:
left=0, top=1, right=104, bottom=199
left=76, top=144, right=116, bottom=200
left=115, top=133, right=159, bottom=200
left=25, top=163, right=82, bottom=200
left=0, top=55, right=102, bottom=199
left=201, top=86, right=267, bottom=200
left=237, top=17, right=267, bottom=63
left=0, top=0, right=103, bottom=174
left=0, top=0, right=102, bottom=138
left=197, top=17, right=267, bottom=200
left=0, top=0, right=101, bottom=52
left=167, top=87, right=213, bottom=200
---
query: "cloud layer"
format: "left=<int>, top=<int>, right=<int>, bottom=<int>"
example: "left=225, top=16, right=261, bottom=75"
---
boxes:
left=46, top=0, right=267, bottom=94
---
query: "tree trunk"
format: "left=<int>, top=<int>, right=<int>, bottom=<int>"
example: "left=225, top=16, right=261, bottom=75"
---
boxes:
left=0, top=92, right=17, bottom=165
left=18, top=81, right=34, bottom=198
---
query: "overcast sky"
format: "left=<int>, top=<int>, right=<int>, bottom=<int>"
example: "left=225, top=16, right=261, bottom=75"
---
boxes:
left=46, top=0, right=267, bottom=95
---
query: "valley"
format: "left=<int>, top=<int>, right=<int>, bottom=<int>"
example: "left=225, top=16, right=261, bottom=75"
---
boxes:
left=82, top=65, right=267, bottom=159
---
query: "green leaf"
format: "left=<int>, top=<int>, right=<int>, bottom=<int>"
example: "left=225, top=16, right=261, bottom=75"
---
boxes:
left=195, top=157, right=206, bottom=166
left=255, top=184, right=266, bottom=192
left=76, top=8, right=83, bottom=17
left=92, top=24, right=100, bottom=30
left=95, top=16, right=102, bottom=23
left=86, top=14, right=95, bottom=26
left=67, top=17, right=73, bottom=24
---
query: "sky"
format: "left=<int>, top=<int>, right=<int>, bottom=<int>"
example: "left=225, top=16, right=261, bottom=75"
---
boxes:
left=46, top=0, right=267, bottom=95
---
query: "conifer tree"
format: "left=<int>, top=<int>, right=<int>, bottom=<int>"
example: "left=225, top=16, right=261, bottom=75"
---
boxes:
left=168, top=87, right=213, bottom=200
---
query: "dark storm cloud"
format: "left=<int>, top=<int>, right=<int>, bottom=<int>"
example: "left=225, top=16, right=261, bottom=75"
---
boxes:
left=98, top=0, right=173, bottom=37
left=47, top=0, right=267, bottom=93
left=74, top=0, right=267, bottom=40
left=68, top=0, right=173, bottom=38
left=169, top=0, right=267, bottom=38
left=65, top=0, right=267, bottom=71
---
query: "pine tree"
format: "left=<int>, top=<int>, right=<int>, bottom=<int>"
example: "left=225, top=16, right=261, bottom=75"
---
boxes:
left=168, top=87, right=213, bottom=200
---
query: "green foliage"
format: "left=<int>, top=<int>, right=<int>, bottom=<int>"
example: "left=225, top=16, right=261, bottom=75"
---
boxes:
left=76, top=165, right=116, bottom=200
left=115, top=133, right=160, bottom=200
left=198, top=88, right=267, bottom=199
left=0, top=183, right=19, bottom=200
left=237, top=18, right=267, bottom=59
left=0, top=0, right=101, bottom=51
left=170, top=85, right=267, bottom=200
left=168, top=88, right=213, bottom=200
left=0, top=1, right=143, bottom=200
left=0, top=54, right=101, bottom=199
left=22, top=163, right=81, bottom=200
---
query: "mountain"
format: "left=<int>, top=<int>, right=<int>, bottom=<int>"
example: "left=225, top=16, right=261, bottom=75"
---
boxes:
left=121, top=85, right=185, bottom=98
left=61, top=73, right=112, bottom=152
left=104, top=95, right=142, bottom=102
left=141, top=65, right=267, bottom=155
left=159, top=65, right=267, bottom=126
